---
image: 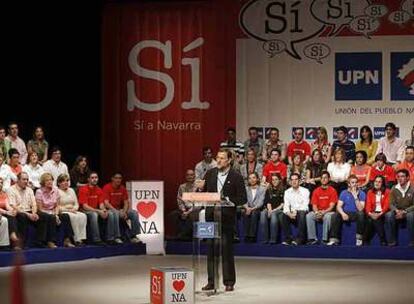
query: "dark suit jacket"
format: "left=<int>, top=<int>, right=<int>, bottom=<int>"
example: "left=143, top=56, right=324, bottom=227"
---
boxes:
left=203, top=167, right=247, bottom=225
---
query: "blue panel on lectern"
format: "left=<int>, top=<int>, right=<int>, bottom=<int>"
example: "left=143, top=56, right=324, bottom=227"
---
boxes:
left=195, top=222, right=216, bottom=239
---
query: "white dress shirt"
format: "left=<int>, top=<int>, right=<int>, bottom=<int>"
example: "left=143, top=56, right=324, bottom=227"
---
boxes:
left=23, top=164, right=45, bottom=189
left=43, top=160, right=69, bottom=186
left=0, top=163, right=17, bottom=191
left=283, top=186, right=310, bottom=214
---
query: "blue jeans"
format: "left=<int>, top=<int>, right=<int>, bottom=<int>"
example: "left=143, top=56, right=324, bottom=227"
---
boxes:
left=385, top=210, right=414, bottom=244
left=260, top=209, right=283, bottom=243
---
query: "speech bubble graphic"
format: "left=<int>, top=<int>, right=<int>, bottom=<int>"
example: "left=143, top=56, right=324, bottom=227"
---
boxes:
left=262, top=40, right=287, bottom=57
left=240, top=0, right=325, bottom=59
left=303, top=42, right=331, bottom=64
left=388, top=10, right=411, bottom=25
left=365, top=4, right=389, bottom=18
left=349, top=15, right=380, bottom=38
left=402, top=0, right=414, bottom=17
left=311, top=0, right=370, bottom=36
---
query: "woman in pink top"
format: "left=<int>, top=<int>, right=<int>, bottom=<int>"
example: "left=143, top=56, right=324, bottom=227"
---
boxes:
left=35, top=173, right=74, bottom=248
left=351, top=150, right=371, bottom=192
left=0, top=177, right=21, bottom=250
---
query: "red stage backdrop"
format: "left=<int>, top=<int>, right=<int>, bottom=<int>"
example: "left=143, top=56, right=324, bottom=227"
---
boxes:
left=102, top=0, right=239, bottom=233
left=102, top=0, right=413, bottom=234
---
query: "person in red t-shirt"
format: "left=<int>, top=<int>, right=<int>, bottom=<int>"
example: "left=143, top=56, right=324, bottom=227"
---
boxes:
left=306, top=171, right=337, bottom=244
left=79, top=171, right=121, bottom=245
left=364, top=175, right=389, bottom=246
left=350, top=150, right=371, bottom=191
left=397, top=146, right=414, bottom=184
left=262, top=149, right=287, bottom=184
left=370, top=153, right=396, bottom=189
left=103, top=172, right=141, bottom=243
left=287, top=128, right=311, bottom=164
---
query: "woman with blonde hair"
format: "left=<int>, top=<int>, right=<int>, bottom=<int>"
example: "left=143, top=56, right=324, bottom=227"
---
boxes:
left=327, top=148, right=351, bottom=194
left=311, top=126, right=332, bottom=162
left=57, top=174, right=87, bottom=245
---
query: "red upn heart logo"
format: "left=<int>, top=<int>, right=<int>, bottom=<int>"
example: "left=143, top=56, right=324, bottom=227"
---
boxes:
left=173, top=280, right=185, bottom=292
left=136, top=201, right=157, bottom=219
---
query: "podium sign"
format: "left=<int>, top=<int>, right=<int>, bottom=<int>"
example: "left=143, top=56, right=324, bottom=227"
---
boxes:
left=127, top=180, right=165, bottom=254
left=194, top=222, right=218, bottom=239
left=150, top=267, right=194, bottom=304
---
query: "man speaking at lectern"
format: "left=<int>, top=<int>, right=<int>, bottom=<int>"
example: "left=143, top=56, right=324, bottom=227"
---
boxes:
left=201, top=148, right=247, bottom=292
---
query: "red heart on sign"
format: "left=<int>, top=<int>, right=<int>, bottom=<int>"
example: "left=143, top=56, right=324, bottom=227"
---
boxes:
left=136, top=201, right=157, bottom=219
left=173, top=280, right=185, bottom=292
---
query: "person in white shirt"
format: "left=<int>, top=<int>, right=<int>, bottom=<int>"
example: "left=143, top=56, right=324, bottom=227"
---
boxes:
left=23, top=152, right=45, bottom=190
left=376, top=122, right=405, bottom=167
left=194, top=147, right=217, bottom=180
left=242, top=172, right=266, bottom=242
left=0, top=154, right=17, bottom=191
left=43, top=146, right=69, bottom=186
left=281, top=173, right=309, bottom=245
left=6, top=122, right=28, bottom=164
left=327, top=147, right=351, bottom=195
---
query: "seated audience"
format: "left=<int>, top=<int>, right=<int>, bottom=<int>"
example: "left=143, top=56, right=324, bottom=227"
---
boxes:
left=355, top=125, right=378, bottom=165
left=6, top=122, right=27, bottom=164
left=103, top=172, right=141, bottom=243
left=262, top=149, right=287, bottom=184
left=306, top=171, right=337, bottom=245
left=0, top=154, right=17, bottom=191
left=385, top=169, right=414, bottom=247
left=364, top=175, right=389, bottom=246
left=242, top=172, right=265, bottom=242
left=27, top=126, right=49, bottom=164
left=7, top=172, right=45, bottom=248
left=260, top=174, right=284, bottom=244
left=328, top=175, right=366, bottom=246
left=287, top=153, right=307, bottom=186
left=305, top=149, right=326, bottom=193
left=370, top=153, right=396, bottom=189
left=376, top=122, right=404, bottom=167
left=194, top=147, right=217, bottom=180
left=36, top=173, right=75, bottom=248
left=243, top=127, right=264, bottom=161
left=281, top=173, right=309, bottom=245
left=310, top=126, right=331, bottom=162
left=78, top=172, right=109, bottom=245
left=287, top=128, right=311, bottom=164
left=23, top=152, right=45, bottom=191
left=43, top=146, right=70, bottom=186
left=262, top=127, right=286, bottom=162
left=240, top=148, right=263, bottom=185
left=57, top=174, right=87, bottom=245
left=0, top=177, right=20, bottom=249
left=332, top=126, right=355, bottom=164
left=327, top=148, right=351, bottom=194
left=351, top=150, right=371, bottom=191
left=397, top=146, right=414, bottom=184
left=70, top=155, right=91, bottom=190
left=0, top=126, right=11, bottom=163
left=8, top=148, right=22, bottom=175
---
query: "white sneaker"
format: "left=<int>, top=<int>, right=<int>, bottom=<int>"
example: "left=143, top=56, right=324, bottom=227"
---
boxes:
left=327, top=239, right=339, bottom=246
left=130, top=237, right=141, bottom=244
left=115, top=238, right=123, bottom=244
left=356, top=239, right=363, bottom=246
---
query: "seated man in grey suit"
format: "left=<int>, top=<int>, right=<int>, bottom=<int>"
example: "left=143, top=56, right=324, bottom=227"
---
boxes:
left=242, top=172, right=266, bottom=242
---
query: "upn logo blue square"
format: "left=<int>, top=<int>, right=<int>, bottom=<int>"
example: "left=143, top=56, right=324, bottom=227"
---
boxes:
left=373, top=127, right=400, bottom=139
left=335, top=53, right=382, bottom=100
left=391, top=52, right=414, bottom=101
left=194, top=222, right=216, bottom=239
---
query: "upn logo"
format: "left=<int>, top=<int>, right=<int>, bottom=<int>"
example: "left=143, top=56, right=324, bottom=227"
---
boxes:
left=335, top=52, right=382, bottom=100
left=305, top=127, right=318, bottom=140
left=390, top=52, right=414, bottom=101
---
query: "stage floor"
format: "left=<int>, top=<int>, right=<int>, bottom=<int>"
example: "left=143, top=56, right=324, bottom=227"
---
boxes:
left=1, top=255, right=413, bottom=304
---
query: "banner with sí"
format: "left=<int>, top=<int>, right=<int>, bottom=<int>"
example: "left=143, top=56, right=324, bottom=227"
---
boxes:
left=127, top=181, right=164, bottom=254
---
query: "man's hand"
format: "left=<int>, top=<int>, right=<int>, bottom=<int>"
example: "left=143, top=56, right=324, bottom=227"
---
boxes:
left=120, top=210, right=128, bottom=220
left=29, top=213, right=39, bottom=221
left=99, top=209, right=109, bottom=219
left=341, top=213, right=349, bottom=221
